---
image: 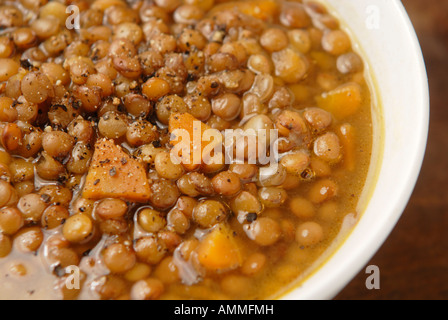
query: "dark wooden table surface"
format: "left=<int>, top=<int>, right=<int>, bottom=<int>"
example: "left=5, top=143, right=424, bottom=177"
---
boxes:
left=335, top=0, right=448, bottom=300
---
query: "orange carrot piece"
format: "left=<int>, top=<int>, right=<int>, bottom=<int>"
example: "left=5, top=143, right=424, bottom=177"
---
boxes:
left=337, top=123, right=356, bottom=171
left=91, top=0, right=126, bottom=11
left=237, top=0, right=279, bottom=21
left=169, top=113, right=222, bottom=172
left=82, top=138, right=151, bottom=202
left=196, top=224, right=243, bottom=272
left=208, top=0, right=279, bottom=22
left=316, top=82, right=362, bottom=120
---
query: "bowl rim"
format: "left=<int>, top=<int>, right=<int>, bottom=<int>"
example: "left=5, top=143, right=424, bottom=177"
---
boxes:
left=280, top=0, right=430, bottom=300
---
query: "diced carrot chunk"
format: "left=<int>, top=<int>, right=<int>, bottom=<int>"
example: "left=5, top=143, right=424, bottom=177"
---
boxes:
left=316, top=82, right=362, bottom=120
left=337, top=123, right=356, bottom=171
left=169, top=113, right=222, bottom=172
left=196, top=224, right=243, bottom=272
left=238, top=0, right=279, bottom=21
left=208, top=0, right=279, bottom=22
left=82, top=138, right=151, bottom=202
left=91, top=0, right=126, bottom=11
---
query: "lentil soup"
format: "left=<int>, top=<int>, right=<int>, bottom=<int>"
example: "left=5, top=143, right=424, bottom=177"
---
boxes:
left=0, top=0, right=374, bottom=300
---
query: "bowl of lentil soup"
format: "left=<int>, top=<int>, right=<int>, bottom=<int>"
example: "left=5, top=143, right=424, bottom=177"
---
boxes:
left=0, top=0, right=428, bottom=300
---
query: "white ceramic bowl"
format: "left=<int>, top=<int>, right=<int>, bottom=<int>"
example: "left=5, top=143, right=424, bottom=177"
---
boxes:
left=281, top=0, right=429, bottom=300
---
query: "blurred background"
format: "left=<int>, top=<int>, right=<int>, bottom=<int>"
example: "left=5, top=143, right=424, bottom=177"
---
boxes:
left=336, top=0, right=448, bottom=300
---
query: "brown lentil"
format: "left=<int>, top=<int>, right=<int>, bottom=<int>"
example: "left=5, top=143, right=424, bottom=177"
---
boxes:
left=295, top=221, right=324, bottom=246
left=0, top=59, right=19, bottom=82
left=96, top=198, right=128, bottom=220
left=246, top=217, right=281, bottom=246
left=211, top=171, right=241, bottom=196
left=41, top=205, right=70, bottom=229
left=134, top=236, right=167, bottom=265
left=0, top=234, right=12, bottom=258
left=192, top=200, right=228, bottom=228
left=211, top=93, right=241, bottom=121
left=0, top=207, right=23, bottom=235
left=13, top=226, right=43, bottom=252
left=138, top=208, right=166, bottom=234
left=103, top=243, right=137, bottom=274
left=62, top=214, right=94, bottom=243
left=17, top=193, right=48, bottom=223
left=130, top=278, right=164, bottom=300
left=241, top=252, right=267, bottom=276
